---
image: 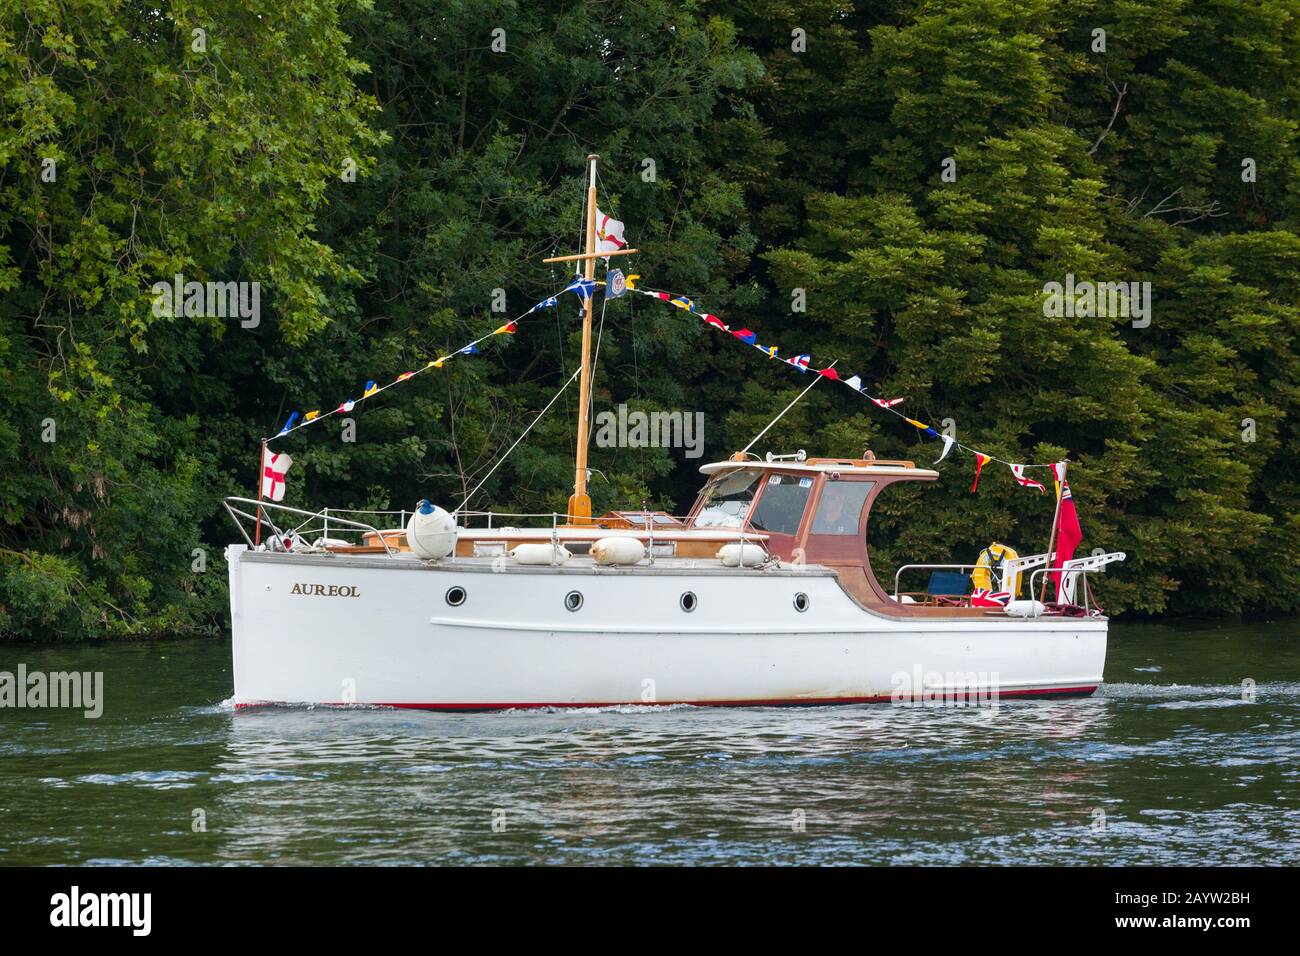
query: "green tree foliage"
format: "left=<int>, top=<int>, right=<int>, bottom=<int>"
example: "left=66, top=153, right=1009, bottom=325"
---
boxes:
left=1, top=0, right=1296, bottom=638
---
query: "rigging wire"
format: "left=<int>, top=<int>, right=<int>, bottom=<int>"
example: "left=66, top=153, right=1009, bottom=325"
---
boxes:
left=455, top=365, right=583, bottom=517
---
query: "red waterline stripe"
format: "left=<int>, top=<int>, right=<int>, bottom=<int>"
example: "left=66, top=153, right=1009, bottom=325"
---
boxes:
left=234, top=685, right=1098, bottom=712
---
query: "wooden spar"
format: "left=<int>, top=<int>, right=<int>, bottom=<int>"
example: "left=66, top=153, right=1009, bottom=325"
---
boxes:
left=567, top=154, right=600, bottom=524
left=541, top=248, right=638, bottom=265
left=1038, top=459, right=1067, bottom=603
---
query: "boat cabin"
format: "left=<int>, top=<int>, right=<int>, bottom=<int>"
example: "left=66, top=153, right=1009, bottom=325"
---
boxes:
left=684, top=453, right=938, bottom=612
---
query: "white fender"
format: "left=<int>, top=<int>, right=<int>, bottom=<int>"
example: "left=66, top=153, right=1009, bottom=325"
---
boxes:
left=510, top=542, right=570, bottom=565
left=592, top=537, right=645, bottom=566
left=717, top=542, right=767, bottom=568
left=405, top=500, right=457, bottom=559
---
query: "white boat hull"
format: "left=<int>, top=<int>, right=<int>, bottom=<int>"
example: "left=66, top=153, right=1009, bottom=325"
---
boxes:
left=226, top=546, right=1107, bottom=709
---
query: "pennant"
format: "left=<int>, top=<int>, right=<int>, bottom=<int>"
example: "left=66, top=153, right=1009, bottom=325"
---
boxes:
left=970, top=453, right=991, bottom=493
left=844, top=375, right=862, bottom=391
left=668, top=296, right=694, bottom=312
left=904, top=417, right=931, bottom=431
left=1009, top=463, right=1046, bottom=493
left=363, top=380, right=378, bottom=397
left=763, top=345, right=779, bottom=359
left=274, top=411, right=300, bottom=437
left=260, top=448, right=293, bottom=503
left=304, top=410, right=320, bottom=422
left=733, top=329, right=757, bottom=344
left=538, top=295, right=559, bottom=309
left=626, top=274, right=639, bottom=290
left=334, top=400, right=356, bottom=414
left=459, top=344, right=479, bottom=356
left=595, top=208, right=626, bottom=254
left=934, top=434, right=956, bottom=464
left=703, top=315, right=727, bottom=331
left=428, top=357, right=447, bottom=369
left=817, top=366, right=839, bottom=380
left=395, top=371, right=415, bottom=382
left=1049, top=460, right=1067, bottom=497
left=871, top=397, right=905, bottom=409
left=494, top=321, right=518, bottom=335
left=788, top=353, right=811, bottom=372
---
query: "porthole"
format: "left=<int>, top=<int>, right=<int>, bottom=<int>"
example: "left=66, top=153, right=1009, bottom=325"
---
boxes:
left=680, top=591, right=698, bottom=613
left=445, top=586, right=467, bottom=607
left=793, top=592, right=810, bottom=612
left=564, top=590, right=584, bottom=612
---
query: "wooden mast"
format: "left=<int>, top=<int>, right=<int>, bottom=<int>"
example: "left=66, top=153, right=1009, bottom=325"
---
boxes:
left=541, top=154, right=638, bottom=524
left=569, top=154, right=600, bottom=523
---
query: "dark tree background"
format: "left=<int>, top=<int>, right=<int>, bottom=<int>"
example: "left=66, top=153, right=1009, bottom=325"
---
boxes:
left=2, top=0, right=1297, bottom=638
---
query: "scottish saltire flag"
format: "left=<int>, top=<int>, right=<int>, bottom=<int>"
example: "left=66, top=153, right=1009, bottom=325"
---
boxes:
left=564, top=276, right=596, bottom=302
left=595, top=208, right=626, bottom=254
left=260, top=448, right=293, bottom=502
left=970, top=588, right=1011, bottom=607
left=1009, top=463, right=1046, bottom=492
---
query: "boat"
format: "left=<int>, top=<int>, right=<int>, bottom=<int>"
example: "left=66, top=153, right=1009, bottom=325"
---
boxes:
left=224, top=155, right=1124, bottom=710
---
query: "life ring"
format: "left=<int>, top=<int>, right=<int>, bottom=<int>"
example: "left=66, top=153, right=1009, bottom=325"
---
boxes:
left=971, top=541, right=1020, bottom=595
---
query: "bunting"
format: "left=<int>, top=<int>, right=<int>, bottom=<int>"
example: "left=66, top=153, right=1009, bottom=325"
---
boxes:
left=268, top=277, right=591, bottom=444
left=626, top=280, right=1059, bottom=493
left=1009, top=464, right=1046, bottom=493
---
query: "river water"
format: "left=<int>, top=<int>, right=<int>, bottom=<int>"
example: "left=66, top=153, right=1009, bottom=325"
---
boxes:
left=1, top=619, right=1296, bottom=866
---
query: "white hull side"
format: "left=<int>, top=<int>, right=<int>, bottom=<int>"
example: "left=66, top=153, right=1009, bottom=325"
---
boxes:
left=226, top=547, right=1107, bottom=709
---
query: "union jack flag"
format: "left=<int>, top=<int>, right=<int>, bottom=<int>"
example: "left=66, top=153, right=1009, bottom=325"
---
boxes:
left=970, top=588, right=1011, bottom=607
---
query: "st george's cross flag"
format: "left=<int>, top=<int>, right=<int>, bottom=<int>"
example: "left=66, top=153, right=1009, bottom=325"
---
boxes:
left=595, top=208, right=626, bottom=254
left=261, top=448, right=293, bottom=502
left=1009, top=463, right=1046, bottom=492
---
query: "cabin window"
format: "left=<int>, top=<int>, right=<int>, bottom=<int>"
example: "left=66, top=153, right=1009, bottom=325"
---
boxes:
left=750, top=474, right=814, bottom=536
left=810, top=481, right=874, bottom=535
left=693, top=469, right=762, bottom=528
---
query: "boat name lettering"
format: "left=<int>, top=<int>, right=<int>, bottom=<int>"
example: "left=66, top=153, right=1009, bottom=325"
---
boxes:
left=290, top=583, right=360, bottom=597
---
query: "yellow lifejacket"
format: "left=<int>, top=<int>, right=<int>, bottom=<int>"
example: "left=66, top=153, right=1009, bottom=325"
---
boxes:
left=972, top=541, right=1021, bottom=595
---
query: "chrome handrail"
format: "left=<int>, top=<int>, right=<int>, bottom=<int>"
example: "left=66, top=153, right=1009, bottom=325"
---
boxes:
left=892, top=563, right=981, bottom=600
left=223, top=497, right=398, bottom=557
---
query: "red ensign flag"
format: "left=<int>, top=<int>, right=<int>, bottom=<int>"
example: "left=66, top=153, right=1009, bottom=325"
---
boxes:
left=1050, top=481, right=1083, bottom=600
